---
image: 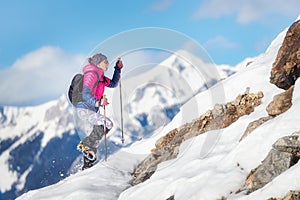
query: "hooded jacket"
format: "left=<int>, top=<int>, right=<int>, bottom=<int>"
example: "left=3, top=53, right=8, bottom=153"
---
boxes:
left=76, top=63, right=120, bottom=111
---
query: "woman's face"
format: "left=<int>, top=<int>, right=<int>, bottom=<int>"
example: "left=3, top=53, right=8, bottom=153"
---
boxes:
left=97, top=59, right=109, bottom=71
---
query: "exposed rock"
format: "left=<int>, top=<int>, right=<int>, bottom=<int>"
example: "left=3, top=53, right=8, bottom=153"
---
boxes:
left=270, top=20, right=300, bottom=90
left=273, top=131, right=300, bottom=156
left=166, top=195, right=175, bottom=200
left=244, top=131, right=300, bottom=193
left=268, top=190, right=300, bottom=200
left=132, top=89, right=263, bottom=185
left=245, top=150, right=298, bottom=193
left=184, top=90, right=263, bottom=140
left=266, top=85, right=294, bottom=116
left=239, top=116, right=274, bottom=141
left=240, top=85, right=294, bottom=141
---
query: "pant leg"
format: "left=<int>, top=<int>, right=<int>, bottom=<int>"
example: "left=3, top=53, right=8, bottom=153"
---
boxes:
left=87, top=111, right=114, bottom=130
left=77, top=108, right=112, bottom=153
left=82, top=125, right=108, bottom=153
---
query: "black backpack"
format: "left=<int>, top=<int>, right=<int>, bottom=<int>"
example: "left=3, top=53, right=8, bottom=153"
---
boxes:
left=68, top=71, right=100, bottom=106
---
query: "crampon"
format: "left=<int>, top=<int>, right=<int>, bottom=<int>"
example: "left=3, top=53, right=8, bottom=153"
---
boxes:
left=77, top=142, right=96, bottom=161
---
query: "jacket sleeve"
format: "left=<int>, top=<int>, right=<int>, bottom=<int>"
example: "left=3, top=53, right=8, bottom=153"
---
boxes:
left=82, top=86, right=97, bottom=106
left=108, top=67, right=121, bottom=88
left=82, top=72, right=99, bottom=106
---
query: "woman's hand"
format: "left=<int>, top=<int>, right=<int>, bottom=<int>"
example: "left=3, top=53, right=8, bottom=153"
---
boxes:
left=115, top=57, right=123, bottom=69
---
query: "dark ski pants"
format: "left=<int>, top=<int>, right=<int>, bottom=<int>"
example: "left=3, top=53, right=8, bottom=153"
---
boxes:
left=82, top=125, right=109, bottom=153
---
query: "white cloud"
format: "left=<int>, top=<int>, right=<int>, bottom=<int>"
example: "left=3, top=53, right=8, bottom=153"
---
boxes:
left=0, top=46, right=85, bottom=106
left=193, top=0, right=300, bottom=23
left=204, top=35, right=238, bottom=50
left=149, top=0, right=174, bottom=11
left=0, top=46, right=172, bottom=106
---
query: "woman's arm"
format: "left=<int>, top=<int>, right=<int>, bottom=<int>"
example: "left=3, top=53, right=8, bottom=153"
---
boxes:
left=108, top=60, right=123, bottom=88
left=108, top=67, right=120, bottom=88
left=82, top=85, right=97, bottom=106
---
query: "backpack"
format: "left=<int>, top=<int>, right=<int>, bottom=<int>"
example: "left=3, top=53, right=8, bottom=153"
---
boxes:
left=68, top=71, right=100, bottom=106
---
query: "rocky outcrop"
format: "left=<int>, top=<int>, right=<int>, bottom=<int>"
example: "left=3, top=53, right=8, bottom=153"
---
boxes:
left=241, top=27, right=297, bottom=139
left=132, top=89, right=263, bottom=185
left=266, top=85, right=294, bottom=116
left=269, top=190, right=300, bottom=200
left=240, top=85, right=294, bottom=141
left=244, top=131, right=300, bottom=193
left=239, top=21, right=300, bottom=196
left=273, top=132, right=300, bottom=156
left=270, top=20, right=300, bottom=90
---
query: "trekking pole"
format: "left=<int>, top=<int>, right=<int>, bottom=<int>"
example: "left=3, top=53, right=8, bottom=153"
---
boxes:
left=118, top=57, right=125, bottom=144
left=103, top=95, right=108, bottom=161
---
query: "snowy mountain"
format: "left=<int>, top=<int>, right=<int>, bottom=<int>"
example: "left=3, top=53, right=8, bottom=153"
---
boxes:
left=0, top=49, right=235, bottom=199
left=14, top=17, right=300, bottom=200
left=0, top=96, right=81, bottom=200
left=106, top=50, right=237, bottom=146
left=75, top=49, right=237, bottom=163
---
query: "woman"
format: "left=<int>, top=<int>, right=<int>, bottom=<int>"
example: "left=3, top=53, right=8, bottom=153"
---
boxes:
left=76, top=53, right=123, bottom=169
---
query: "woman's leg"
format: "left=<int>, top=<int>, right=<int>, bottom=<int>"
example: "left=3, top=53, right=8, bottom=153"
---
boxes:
left=82, top=125, right=107, bottom=153
left=77, top=108, right=113, bottom=153
left=87, top=111, right=114, bottom=130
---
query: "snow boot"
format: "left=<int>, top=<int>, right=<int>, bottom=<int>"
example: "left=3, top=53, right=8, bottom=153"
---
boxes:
left=82, top=156, right=96, bottom=170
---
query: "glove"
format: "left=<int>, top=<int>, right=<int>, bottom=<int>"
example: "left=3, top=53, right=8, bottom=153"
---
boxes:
left=115, top=58, right=123, bottom=69
left=95, top=97, right=109, bottom=107
left=101, top=96, right=109, bottom=106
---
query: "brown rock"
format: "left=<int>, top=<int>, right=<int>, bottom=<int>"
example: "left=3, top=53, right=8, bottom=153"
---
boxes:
left=133, top=88, right=264, bottom=185
left=269, top=190, right=300, bottom=200
left=266, top=85, right=294, bottom=116
left=270, top=20, right=300, bottom=89
left=239, top=116, right=274, bottom=141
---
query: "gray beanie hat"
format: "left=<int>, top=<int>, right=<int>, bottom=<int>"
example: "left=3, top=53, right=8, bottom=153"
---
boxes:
left=88, top=53, right=107, bottom=66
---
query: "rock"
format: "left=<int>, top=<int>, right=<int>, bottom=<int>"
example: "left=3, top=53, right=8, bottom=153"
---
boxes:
left=266, top=85, right=294, bottom=116
left=268, top=190, right=300, bottom=200
left=270, top=20, right=300, bottom=90
left=246, top=149, right=299, bottom=192
left=244, top=131, right=300, bottom=193
left=240, top=86, right=293, bottom=141
left=239, top=116, right=274, bottom=141
left=212, top=104, right=225, bottom=118
left=133, top=89, right=263, bottom=185
left=166, top=195, right=175, bottom=200
left=273, top=131, right=300, bottom=155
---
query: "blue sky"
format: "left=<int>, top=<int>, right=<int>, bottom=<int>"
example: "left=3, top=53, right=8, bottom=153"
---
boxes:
left=0, top=0, right=299, bottom=106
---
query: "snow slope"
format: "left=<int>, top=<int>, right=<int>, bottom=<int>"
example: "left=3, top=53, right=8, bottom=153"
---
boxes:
left=118, top=24, right=294, bottom=200
left=16, top=20, right=300, bottom=200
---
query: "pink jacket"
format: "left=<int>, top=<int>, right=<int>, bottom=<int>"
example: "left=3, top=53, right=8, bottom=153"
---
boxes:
left=82, top=64, right=110, bottom=100
left=77, top=63, right=120, bottom=111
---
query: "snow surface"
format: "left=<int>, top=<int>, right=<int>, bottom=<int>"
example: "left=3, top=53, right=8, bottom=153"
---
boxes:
left=17, top=19, right=300, bottom=200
